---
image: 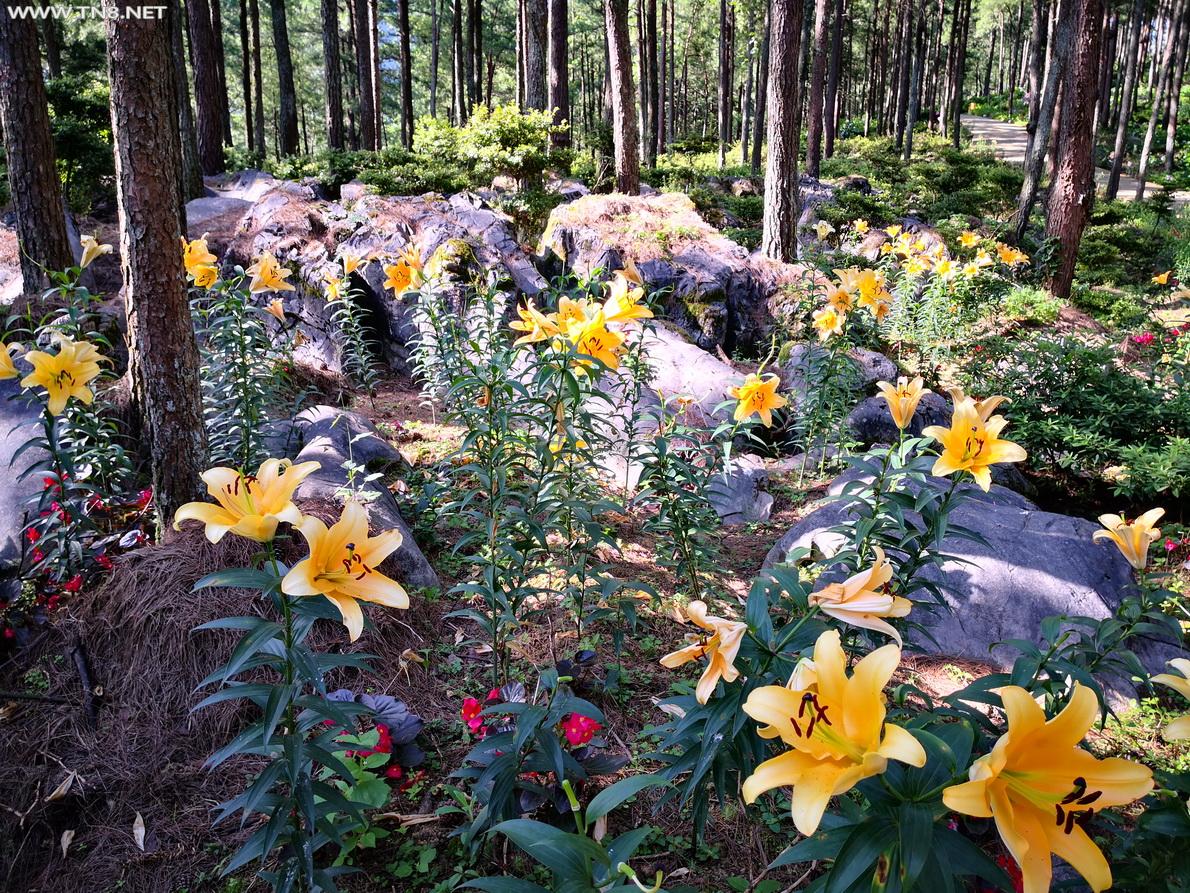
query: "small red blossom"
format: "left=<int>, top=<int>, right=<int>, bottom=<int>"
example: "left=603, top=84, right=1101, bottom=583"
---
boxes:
left=3, top=628, right=14, bottom=640
left=1132, top=332, right=1156, bottom=346
left=63, top=575, right=83, bottom=593
left=461, top=697, right=487, bottom=737
left=135, top=488, right=154, bottom=510
left=385, top=765, right=404, bottom=779
left=96, top=553, right=113, bottom=571
left=31, top=549, right=45, bottom=564
left=25, top=528, right=40, bottom=544
left=561, top=712, right=601, bottom=747
left=399, top=769, right=425, bottom=792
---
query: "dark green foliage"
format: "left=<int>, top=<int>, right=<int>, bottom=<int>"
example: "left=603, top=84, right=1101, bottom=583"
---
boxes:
left=46, top=74, right=115, bottom=212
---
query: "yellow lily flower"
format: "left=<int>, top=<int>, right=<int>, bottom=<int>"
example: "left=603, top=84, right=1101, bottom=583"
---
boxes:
left=961, top=262, right=981, bottom=279
left=619, top=258, right=644, bottom=287
left=885, top=224, right=902, bottom=237
left=281, top=499, right=410, bottom=641
left=181, top=234, right=217, bottom=277
left=192, top=264, right=219, bottom=288
left=1092, top=507, right=1163, bottom=571
left=324, top=273, right=345, bottom=302
left=264, top=299, right=286, bottom=322
left=959, top=231, right=980, bottom=248
left=383, top=246, right=424, bottom=297
left=555, top=296, right=597, bottom=336
left=812, top=306, right=846, bottom=341
left=814, top=220, right=836, bottom=241
left=79, top=235, right=113, bottom=269
left=943, top=684, right=1154, bottom=893
left=934, top=258, right=958, bottom=280
left=826, top=285, right=855, bottom=313
left=659, top=600, right=747, bottom=704
left=728, top=372, right=788, bottom=427
left=853, top=219, right=869, bottom=234
left=1150, top=659, right=1190, bottom=741
left=1152, top=270, right=1171, bottom=286
left=173, top=458, right=320, bottom=544
left=922, top=394, right=1027, bottom=491
left=571, top=313, right=625, bottom=370
left=603, top=274, right=654, bottom=323
left=246, top=252, right=296, bottom=293
left=903, top=254, right=931, bottom=276
left=808, top=547, right=911, bottom=644
left=0, top=342, right=20, bottom=380
left=340, top=251, right=364, bottom=275
left=944, top=386, right=1008, bottom=423
left=742, top=629, right=926, bottom=836
left=975, top=247, right=994, bottom=267
left=20, top=335, right=104, bottom=415
left=510, top=300, right=562, bottom=346
left=876, top=376, right=930, bottom=430
left=996, top=243, right=1029, bottom=266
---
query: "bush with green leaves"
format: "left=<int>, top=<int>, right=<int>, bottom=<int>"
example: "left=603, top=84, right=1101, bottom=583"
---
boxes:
left=1002, top=284, right=1063, bottom=325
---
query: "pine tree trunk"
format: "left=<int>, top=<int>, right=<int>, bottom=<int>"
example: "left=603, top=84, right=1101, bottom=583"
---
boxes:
left=751, top=0, right=771, bottom=173
left=1106, top=0, right=1145, bottom=199
left=187, top=0, right=224, bottom=173
left=524, top=0, right=548, bottom=108
left=269, top=0, right=299, bottom=155
left=903, top=7, right=925, bottom=160
left=605, top=0, right=640, bottom=192
left=1046, top=0, right=1104, bottom=299
left=399, top=0, right=414, bottom=148
left=470, top=0, right=483, bottom=106
left=0, top=1, right=73, bottom=292
left=250, top=0, right=266, bottom=155
left=645, top=0, right=658, bottom=163
left=823, top=0, right=845, bottom=157
left=453, top=0, right=466, bottom=122
left=40, top=7, right=61, bottom=78
left=239, top=0, right=254, bottom=152
left=209, top=0, right=231, bottom=144
left=741, top=5, right=755, bottom=165
left=323, top=0, right=345, bottom=149
left=1134, top=0, right=1184, bottom=197
left=548, top=0, right=571, bottom=145
left=805, top=0, right=831, bottom=175
left=369, top=0, right=382, bottom=148
left=353, top=0, right=376, bottom=147
left=102, top=0, right=208, bottom=524
left=1164, top=0, right=1189, bottom=171
left=1015, top=0, right=1074, bottom=239
left=761, top=0, right=804, bottom=260
left=430, top=0, right=441, bottom=116
left=170, top=1, right=205, bottom=199
left=893, top=0, right=912, bottom=148
left=717, top=0, right=732, bottom=167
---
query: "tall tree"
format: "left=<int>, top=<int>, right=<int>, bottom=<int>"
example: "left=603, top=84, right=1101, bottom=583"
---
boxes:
left=430, top=0, right=441, bottom=116
left=187, top=0, right=224, bottom=174
left=354, top=0, right=377, bottom=146
left=1105, top=0, right=1145, bottom=199
left=453, top=0, right=467, bottom=121
left=761, top=0, right=805, bottom=260
left=102, top=0, right=208, bottom=524
left=804, top=0, right=831, bottom=176
left=1015, top=0, right=1074, bottom=239
left=605, top=0, right=640, bottom=192
left=1046, top=0, right=1104, bottom=299
left=209, top=0, right=231, bottom=144
left=239, top=0, right=254, bottom=152
left=269, top=0, right=300, bottom=155
left=751, top=0, right=771, bottom=173
left=823, top=0, right=845, bottom=157
left=398, top=0, right=415, bottom=147
left=548, top=0, right=571, bottom=145
left=0, top=1, right=74, bottom=293
left=645, top=0, right=659, bottom=162
left=250, top=0, right=266, bottom=155
left=322, top=0, right=345, bottom=149
left=717, top=0, right=732, bottom=167
left=1134, top=0, right=1185, bottom=197
left=170, top=0, right=205, bottom=199
left=525, top=0, right=548, bottom=108
left=40, top=6, right=61, bottom=78
left=1164, top=0, right=1189, bottom=171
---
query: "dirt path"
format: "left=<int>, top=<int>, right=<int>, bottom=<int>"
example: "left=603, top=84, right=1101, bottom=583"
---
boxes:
left=961, top=113, right=1190, bottom=208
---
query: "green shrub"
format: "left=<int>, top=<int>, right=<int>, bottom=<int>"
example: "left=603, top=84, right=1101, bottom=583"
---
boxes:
left=457, top=103, right=564, bottom=186
left=47, top=73, right=114, bottom=212
left=1003, top=284, right=1063, bottom=324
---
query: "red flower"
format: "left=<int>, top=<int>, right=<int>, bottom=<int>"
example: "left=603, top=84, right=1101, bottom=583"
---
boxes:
left=96, top=553, right=113, bottom=571
left=385, top=765, right=404, bottom=779
left=2, top=628, right=14, bottom=640
left=561, top=712, right=601, bottom=746
left=135, top=488, right=153, bottom=510
left=461, top=697, right=487, bottom=736
left=1132, top=332, right=1156, bottom=346
left=31, top=548, right=45, bottom=564
left=25, top=528, right=40, bottom=544
left=63, top=575, right=83, bottom=593
left=399, top=769, right=424, bottom=792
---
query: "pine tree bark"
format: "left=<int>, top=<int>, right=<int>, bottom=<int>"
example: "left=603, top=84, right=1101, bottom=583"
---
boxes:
left=102, top=0, right=208, bottom=524
left=398, top=0, right=414, bottom=148
left=40, top=6, right=61, bottom=78
left=1134, top=0, right=1184, bottom=197
left=1045, top=0, right=1104, bottom=299
left=186, top=0, right=224, bottom=173
left=761, top=0, right=804, bottom=261
left=1164, top=0, right=1189, bottom=171
left=209, top=0, right=231, bottom=144
left=548, top=0, right=571, bottom=145
left=353, top=0, right=377, bottom=147
left=369, top=0, right=382, bottom=148
left=322, top=0, right=345, bottom=149
left=524, top=0, right=547, bottom=108
left=430, top=0, right=441, bottom=116
left=717, top=0, right=732, bottom=167
left=269, top=0, right=299, bottom=155
left=605, top=0, right=640, bottom=192
left=751, top=0, right=771, bottom=173
left=1105, top=0, right=1145, bottom=199
left=645, top=0, right=659, bottom=162
left=239, top=0, right=254, bottom=152
left=823, top=0, right=845, bottom=157
left=0, top=1, right=73, bottom=292
left=804, top=0, right=831, bottom=176
left=250, top=0, right=266, bottom=155
left=170, top=1, right=205, bottom=199
left=1015, top=0, right=1074, bottom=239
left=452, top=0, right=466, bottom=122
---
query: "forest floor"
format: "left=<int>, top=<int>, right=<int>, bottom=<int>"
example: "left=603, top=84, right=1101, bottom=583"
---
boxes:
left=961, top=113, right=1190, bottom=207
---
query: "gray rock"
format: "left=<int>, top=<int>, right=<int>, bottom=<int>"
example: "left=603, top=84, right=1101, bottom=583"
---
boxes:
left=291, top=406, right=438, bottom=590
left=547, top=177, right=591, bottom=201
left=729, top=177, right=760, bottom=197
left=206, top=169, right=283, bottom=202
left=0, top=380, right=44, bottom=588
left=762, top=491, right=1174, bottom=683
left=836, top=174, right=873, bottom=194
left=185, top=196, right=252, bottom=240
left=340, top=180, right=371, bottom=202
left=847, top=391, right=951, bottom=442
left=780, top=343, right=897, bottom=400
left=708, top=454, right=773, bottom=525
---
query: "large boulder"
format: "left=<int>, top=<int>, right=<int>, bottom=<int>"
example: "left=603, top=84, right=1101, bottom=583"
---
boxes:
left=289, top=405, right=439, bottom=591
left=780, top=343, right=897, bottom=401
left=708, top=454, right=773, bottom=525
left=539, top=192, right=819, bottom=354
left=187, top=174, right=546, bottom=375
left=0, top=381, right=44, bottom=606
left=762, top=481, right=1172, bottom=681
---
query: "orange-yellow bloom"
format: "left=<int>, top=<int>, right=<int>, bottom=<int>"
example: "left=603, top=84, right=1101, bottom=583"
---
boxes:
left=1152, top=270, right=1171, bottom=286
left=1092, top=507, right=1163, bottom=571
left=264, top=299, right=287, bottom=322
left=742, top=630, right=926, bottom=836
left=923, top=394, right=1027, bottom=491
left=728, top=372, right=788, bottom=427
left=943, top=684, right=1154, bottom=893
left=192, top=264, right=219, bottom=288
left=959, top=231, right=980, bottom=248
left=812, top=306, right=846, bottom=341
left=876, top=376, right=930, bottom=430
left=571, top=313, right=625, bottom=370
left=603, top=273, right=653, bottom=323
left=659, top=600, right=747, bottom=704
left=808, top=547, right=911, bottom=644
left=246, top=253, right=296, bottom=293
left=181, top=235, right=217, bottom=277
left=510, top=300, right=562, bottom=345
left=282, top=500, right=409, bottom=641
left=20, top=336, right=104, bottom=415
left=79, top=235, right=113, bottom=269
left=173, top=458, right=320, bottom=543
left=0, top=342, right=20, bottom=380
left=1150, top=659, right=1190, bottom=741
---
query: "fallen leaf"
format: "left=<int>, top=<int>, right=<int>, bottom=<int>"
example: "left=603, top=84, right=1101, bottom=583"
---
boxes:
left=400, top=648, right=425, bottom=665
left=46, top=771, right=78, bottom=803
left=132, top=812, right=145, bottom=851
left=60, top=829, right=75, bottom=859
